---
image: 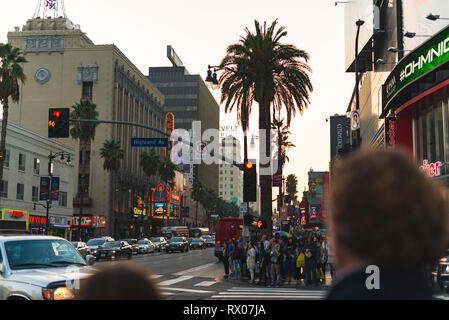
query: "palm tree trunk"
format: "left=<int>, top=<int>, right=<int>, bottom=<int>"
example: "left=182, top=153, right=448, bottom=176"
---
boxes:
left=259, top=99, right=272, bottom=238
left=0, top=99, right=9, bottom=208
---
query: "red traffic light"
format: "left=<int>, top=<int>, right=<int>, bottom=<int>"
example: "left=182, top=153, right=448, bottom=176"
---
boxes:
left=245, top=162, right=253, bottom=169
left=257, top=220, right=262, bottom=228
left=53, top=111, right=60, bottom=118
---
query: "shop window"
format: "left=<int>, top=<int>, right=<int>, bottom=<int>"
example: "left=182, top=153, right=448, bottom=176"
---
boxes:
left=16, top=183, right=24, bottom=200
left=32, top=186, right=39, bottom=202
left=414, top=103, right=445, bottom=166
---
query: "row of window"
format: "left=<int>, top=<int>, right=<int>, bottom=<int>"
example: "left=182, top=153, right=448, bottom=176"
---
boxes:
left=220, top=191, right=235, bottom=196
left=0, top=181, right=67, bottom=206
left=219, top=184, right=235, bottom=189
left=3, top=150, right=42, bottom=175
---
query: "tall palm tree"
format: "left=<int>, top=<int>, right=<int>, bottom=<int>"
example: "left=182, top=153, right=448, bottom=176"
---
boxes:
left=219, top=19, right=313, bottom=237
left=286, top=174, right=298, bottom=202
left=70, top=99, right=99, bottom=240
left=271, top=118, right=296, bottom=167
left=0, top=44, right=27, bottom=205
left=100, top=139, right=124, bottom=238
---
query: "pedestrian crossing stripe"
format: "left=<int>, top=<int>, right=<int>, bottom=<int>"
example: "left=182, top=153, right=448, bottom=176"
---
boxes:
left=194, top=281, right=217, bottom=287
left=158, top=275, right=194, bottom=286
left=211, top=287, right=327, bottom=300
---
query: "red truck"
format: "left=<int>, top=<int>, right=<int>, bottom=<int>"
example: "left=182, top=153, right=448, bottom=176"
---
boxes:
left=214, top=217, right=243, bottom=258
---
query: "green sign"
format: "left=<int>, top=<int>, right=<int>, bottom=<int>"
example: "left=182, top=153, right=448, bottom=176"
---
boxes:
left=383, top=24, right=449, bottom=113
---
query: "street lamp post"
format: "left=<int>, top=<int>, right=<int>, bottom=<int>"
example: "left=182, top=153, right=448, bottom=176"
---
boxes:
left=34, top=151, right=71, bottom=236
left=354, top=19, right=364, bottom=148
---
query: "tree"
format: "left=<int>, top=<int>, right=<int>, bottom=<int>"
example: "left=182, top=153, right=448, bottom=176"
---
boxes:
left=100, top=139, right=124, bottom=238
left=286, top=174, right=298, bottom=202
left=219, top=20, right=313, bottom=237
left=0, top=44, right=27, bottom=206
left=159, top=157, right=176, bottom=185
left=271, top=118, right=295, bottom=167
left=70, top=98, right=99, bottom=240
left=192, top=180, right=204, bottom=226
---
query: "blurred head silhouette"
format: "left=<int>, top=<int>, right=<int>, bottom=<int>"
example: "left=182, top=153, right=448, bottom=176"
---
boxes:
left=329, top=148, right=449, bottom=270
left=78, top=262, right=163, bottom=300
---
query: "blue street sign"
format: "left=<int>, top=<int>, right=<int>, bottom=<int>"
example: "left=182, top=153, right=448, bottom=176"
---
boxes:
left=131, top=138, right=169, bottom=147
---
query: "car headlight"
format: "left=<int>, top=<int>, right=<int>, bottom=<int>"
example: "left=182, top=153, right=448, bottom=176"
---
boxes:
left=42, top=287, right=75, bottom=300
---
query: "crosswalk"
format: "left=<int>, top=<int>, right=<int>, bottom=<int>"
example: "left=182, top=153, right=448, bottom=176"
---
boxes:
left=211, top=286, right=328, bottom=300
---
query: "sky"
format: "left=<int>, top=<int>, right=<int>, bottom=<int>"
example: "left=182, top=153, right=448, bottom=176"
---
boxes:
left=0, top=0, right=354, bottom=195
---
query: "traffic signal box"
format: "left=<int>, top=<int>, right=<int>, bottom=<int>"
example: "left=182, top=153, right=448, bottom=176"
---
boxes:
left=243, top=214, right=254, bottom=226
left=48, top=108, right=70, bottom=138
left=243, top=160, right=257, bottom=202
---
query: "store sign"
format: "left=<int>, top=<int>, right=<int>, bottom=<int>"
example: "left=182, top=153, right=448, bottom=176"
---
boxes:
left=420, top=160, right=443, bottom=177
left=2, top=209, right=28, bottom=222
left=383, top=24, right=449, bottom=114
left=29, top=215, right=46, bottom=225
left=385, top=117, right=396, bottom=148
left=133, top=207, right=147, bottom=216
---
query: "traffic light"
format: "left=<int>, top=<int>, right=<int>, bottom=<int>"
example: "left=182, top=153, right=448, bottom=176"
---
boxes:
left=243, top=159, right=257, bottom=202
left=243, top=214, right=253, bottom=226
left=48, top=108, right=70, bottom=138
left=257, top=219, right=266, bottom=229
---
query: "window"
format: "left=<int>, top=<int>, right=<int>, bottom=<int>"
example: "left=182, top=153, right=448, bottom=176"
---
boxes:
left=59, top=191, right=67, bottom=207
left=3, top=149, right=10, bottom=168
left=82, top=81, right=93, bottom=99
left=32, top=186, right=39, bottom=202
left=230, top=192, right=234, bottom=196
left=18, top=154, right=25, bottom=172
left=1, top=180, right=7, bottom=198
left=16, top=183, right=24, bottom=200
left=33, top=158, right=40, bottom=175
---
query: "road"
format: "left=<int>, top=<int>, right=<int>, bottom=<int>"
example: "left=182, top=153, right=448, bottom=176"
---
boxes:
left=94, top=247, right=329, bottom=300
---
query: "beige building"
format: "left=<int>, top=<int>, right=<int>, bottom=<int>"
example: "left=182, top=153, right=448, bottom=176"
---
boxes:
left=7, top=16, right=166, bottom=239
left=219, top=136, right=243, bottom=206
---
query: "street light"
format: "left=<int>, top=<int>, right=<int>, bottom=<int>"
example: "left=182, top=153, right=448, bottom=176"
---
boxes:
left=387, top=47, right=412, bottom=53
left=404, top=31, right=432, bottom=38
left=426, top=13, right=449, bottom=21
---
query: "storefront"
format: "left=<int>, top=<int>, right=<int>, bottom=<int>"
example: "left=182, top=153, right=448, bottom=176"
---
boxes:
left=382, top=23, right=449, bottom=184
left=71, top=215, right=107, bottom=241
left=29, top=214, right=47, bottom=235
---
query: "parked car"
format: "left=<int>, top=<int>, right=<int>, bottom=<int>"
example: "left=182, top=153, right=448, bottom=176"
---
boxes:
left=433, top=249, right=449, bottom=293
left=86, top=237, right=114, bottom=256
left=151, top=237, right=168, bottom=252
left=200, top=235, right=214, bottom=247
left=120, top=239, right=138, bottom=255
left=70, top=241, right=90, bottom=259
left=96, top=241, right=133, bottom=261
left=190, top=238, right=206, bottom=250
left=0, top=234, right=96, bottom=300
left=137, top=239, right=154, bottom=254
left=166, top=237, right=189, bottom=253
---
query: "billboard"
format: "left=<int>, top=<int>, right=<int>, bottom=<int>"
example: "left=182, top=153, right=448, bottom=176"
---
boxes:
left=403, top=0, right=449, bottom=51
left=344, top=0, right=380, bottom=72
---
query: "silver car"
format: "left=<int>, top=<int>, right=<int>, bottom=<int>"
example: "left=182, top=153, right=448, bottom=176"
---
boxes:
left=0, top=234, right=96, bottom=300
left=137, top=239, right=155, bottom=254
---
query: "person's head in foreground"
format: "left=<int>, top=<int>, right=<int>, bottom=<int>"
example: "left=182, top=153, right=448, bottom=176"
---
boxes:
left=327, top=148, right=449, bottom=300
left=77, top=263, right=163, bottom=300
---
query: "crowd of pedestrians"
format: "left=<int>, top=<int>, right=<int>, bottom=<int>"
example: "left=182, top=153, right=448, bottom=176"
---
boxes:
left=219, top=231, right=335, bottom=287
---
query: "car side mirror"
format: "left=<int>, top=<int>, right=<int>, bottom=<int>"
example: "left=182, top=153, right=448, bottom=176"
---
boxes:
left=85, top=255, right=96, bottom=266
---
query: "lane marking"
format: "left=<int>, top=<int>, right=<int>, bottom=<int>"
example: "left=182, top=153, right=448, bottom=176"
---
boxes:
left=158, top=275, right=194, bottom=286
left=174, top=262, right=217, bottom=276
left=194, top=281, right=217, bottom=287
left=162, top=287, right=216, bottom=294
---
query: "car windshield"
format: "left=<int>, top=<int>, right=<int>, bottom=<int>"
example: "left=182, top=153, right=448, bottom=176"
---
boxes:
left=102, top=241, right=120, bottom=248
left=123, top=239, right=135, bottom=244
left=71, top=242, right=79, bottom=247
left=192, top=239, right=202, bottom=242
left=151, top=238, right=160, bottom=243
left=5, top=239, right=86, bottom=270
left=138, top=240, right=148, bottom=245
left=86, top=239, right=105, bottom=246
left=171, top=238, right=183, bottom=242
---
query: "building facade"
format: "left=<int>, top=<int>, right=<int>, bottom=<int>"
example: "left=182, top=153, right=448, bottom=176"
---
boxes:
left=147, top=47, right=220, bottom=194
left=7, top=14, right=166, bottom=239
left=0, top=123, right=75, bottom=239
left=219, top=136, right=243, bottom=205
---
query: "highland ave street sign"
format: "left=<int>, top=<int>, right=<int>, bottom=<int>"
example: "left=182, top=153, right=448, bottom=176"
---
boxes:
left=382, top=24, right=449, bottom=115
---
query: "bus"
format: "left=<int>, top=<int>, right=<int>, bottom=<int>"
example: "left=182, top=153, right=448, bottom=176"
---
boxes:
left=189, top=227, right=210, bottom=238
left=160, top=226, right=189, bottom=239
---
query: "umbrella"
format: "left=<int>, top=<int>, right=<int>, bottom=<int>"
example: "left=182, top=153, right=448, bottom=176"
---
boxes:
left=277, top=231, right=291, bottom=238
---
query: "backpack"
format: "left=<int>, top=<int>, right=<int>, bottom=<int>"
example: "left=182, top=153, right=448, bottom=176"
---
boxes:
left=296, top=252, right=305, bottom=268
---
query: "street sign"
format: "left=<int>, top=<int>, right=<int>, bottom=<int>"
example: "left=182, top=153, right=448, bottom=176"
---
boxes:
left=239, top=202, right=248, bottom=213
left=39, top=177, right=50, bottom=201
left=280, top=207, right=287, bottom=220
left=131, top=138, right=169, bottom=147
left=350, top=110, right=360, bottom=131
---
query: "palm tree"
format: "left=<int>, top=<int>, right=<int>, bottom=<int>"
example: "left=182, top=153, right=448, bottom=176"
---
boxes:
left=286, top=174, right=298, bottom=202
left=271, top=118, right=296, bottom=167
left=100, top=139, right=124, bottom=238
left=70, top=98, right=99, bottom=240
left=159, top=157, right=177, bottom=186
left=219, top=19, right=313, bottom=237
left=0, top=44, right=27, bottom=205
left=192, top=180, right=204, bottom=226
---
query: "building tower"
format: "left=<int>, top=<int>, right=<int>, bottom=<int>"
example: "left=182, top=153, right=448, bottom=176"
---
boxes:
left=33, top=0, right=67, bottom=19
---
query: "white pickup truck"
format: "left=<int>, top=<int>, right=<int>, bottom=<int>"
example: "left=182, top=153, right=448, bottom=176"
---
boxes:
left=0, top=234, right=96, bottom=300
